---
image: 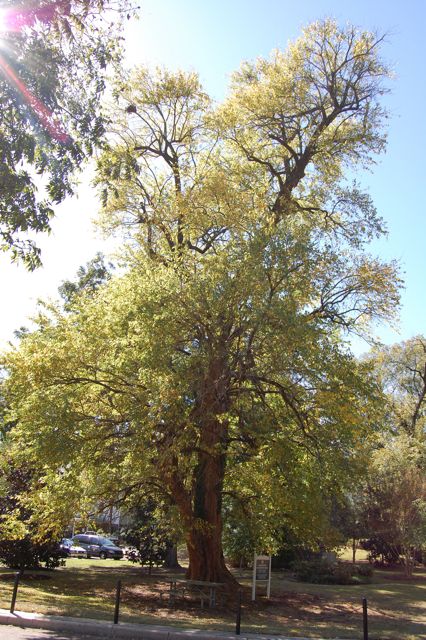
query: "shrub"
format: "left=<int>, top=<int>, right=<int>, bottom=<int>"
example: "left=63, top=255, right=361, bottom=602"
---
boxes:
left=330, top=563, right=354, bottom=584
left=354, top=563, right=374, bottom=578
left=120, top=501, right=171, bottom=572
left=292, top=559, right=372, bottom=585
left=292, top=559, right=338, bottom=584
left=360, top=537, right=400, bottom=565
left=0, top=537, right=63, bottom=571
left=0, top=461, right=64, bottom=570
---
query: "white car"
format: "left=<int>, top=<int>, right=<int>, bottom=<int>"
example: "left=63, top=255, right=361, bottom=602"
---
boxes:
left=59, top=538, right=87, bottom=558
left=123, top=546, right=140, bottom=561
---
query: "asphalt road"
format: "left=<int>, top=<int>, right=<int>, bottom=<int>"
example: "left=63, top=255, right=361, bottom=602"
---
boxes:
left=0, top=626, right=98, bottom=639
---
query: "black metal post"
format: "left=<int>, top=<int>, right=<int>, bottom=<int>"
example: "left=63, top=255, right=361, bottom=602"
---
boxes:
left=235, top=589, right=242, bottom=635
left=114, top=579, right=122, bottom=624
left=10, top=572, right=21, bottom=614
left=362, top=597, right=368, bottom=640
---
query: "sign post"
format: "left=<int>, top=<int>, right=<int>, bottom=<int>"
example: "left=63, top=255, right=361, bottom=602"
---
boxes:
left=252, top=554, right=271, bottom=601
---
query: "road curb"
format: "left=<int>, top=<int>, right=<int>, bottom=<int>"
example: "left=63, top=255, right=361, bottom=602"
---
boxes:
left=0, top=609, right=321, bottom=640
left=0, top=608, right=322, bottom=640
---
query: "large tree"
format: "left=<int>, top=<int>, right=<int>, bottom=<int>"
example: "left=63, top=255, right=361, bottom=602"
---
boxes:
left=3, top=20, right=400, bottom=583
left=356, top=337, right=426, bottom=574
left=363, top=435, right=426, bottom=576
left=369, top=336, right=426, bottom=438
left=0, top=0, right=134, bottom=267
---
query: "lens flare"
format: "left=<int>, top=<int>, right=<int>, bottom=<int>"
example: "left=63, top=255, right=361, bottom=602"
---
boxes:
left=0, top=3, right=71, bottom=143
left=0, top=52, right=70, bottom=142
left=0, top=7, right=19, bottom=33
left=0, top=9, right=8, bottom=33
left=0, top=2, right=72, bottom=33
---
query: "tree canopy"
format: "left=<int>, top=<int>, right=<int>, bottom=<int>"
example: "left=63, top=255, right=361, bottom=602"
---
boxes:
left=0, top=0, right=135, bottom=267
left=354, top=337, right=426, bottom=573
left=363, top=435, right=426, bottom=575
left=369, top=336, right=426, bottom=438
left=2, top=20, right=401, bottom=582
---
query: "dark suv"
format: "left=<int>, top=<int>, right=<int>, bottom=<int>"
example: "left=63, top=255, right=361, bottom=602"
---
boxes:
left=72, top=534, right=123, bottom=559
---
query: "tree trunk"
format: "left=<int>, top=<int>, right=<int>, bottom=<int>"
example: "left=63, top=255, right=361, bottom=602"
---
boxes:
left=167, top=347, right=237, bottom=585
left=186, top=522, right=231, bottom=583
left=187, top=347, right=236, bottom=584
left=185, top=419, right=234, bottom=583
left=352, top=538, right=356, bottom=564
left=163, top=543, right=181, bottom=569
left=168, top=433, right=236, bottom=584
left=402, top=545, right=414, bottom=577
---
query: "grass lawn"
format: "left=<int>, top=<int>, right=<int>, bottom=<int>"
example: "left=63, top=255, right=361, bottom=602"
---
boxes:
left=0, top=558, right=424, bottom=639
left=337, top=546, right=369, bottom=563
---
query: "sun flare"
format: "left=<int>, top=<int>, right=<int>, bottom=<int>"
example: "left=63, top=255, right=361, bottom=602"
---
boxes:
left=0, top=6, right=19, bottom=35
left=0, top=9, right=7, bottom=33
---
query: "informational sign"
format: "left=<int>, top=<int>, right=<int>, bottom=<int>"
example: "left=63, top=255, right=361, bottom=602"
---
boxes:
left=255, top=557, right=270, bottom=581
left=252, top=554, right=271, bottom=601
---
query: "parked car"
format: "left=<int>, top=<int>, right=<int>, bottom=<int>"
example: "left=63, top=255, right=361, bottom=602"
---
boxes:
left=59, top=538, right=87, bottom=559
left=72, top=534, right=123, bottom=559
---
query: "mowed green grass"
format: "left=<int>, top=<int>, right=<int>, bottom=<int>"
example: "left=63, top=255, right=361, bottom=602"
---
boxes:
left=0, top=558, right=424, bottom=639
left=337, top=546, right=369, bottom=562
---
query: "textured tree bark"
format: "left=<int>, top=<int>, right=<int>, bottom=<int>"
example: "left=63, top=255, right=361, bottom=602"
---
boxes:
left=163, top=543, right=181, bottom=569
left=185, top=413, right=235, bottom=583
left=168, top=347, right=237, bottom=584
left=402, top=545, right=414, bottom=577
left=188, top=346, right=237, bottom=583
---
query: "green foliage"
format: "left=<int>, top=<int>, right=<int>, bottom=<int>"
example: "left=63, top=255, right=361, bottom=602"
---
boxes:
left=329, top=492, right=370, bottom=548
left=292, top=558, right=372, bottom=585
left=2, top=20, right=402, bottom=578
left=354, top=563, right=374, bottom=578
left=58, top=252, right=113, bottom=308
left=0, top=457, right=63, bottom=569
left=360, top=537, right=401, bottom=565
left=0, top=0, right=136, bottom=267
left=368, top=336, right=426, bottom=438
left=292, top=559, right=350, bottom=584
left=0, top=536, right=63, bottom=570
left=122, top=502, right=172, bottom=570
left=359, top=338, right=426, bottom=574
left=362, top=435, right=426, bottom=575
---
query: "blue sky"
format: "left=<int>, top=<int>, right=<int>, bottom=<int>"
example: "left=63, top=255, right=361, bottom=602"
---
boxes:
left=0, top=0, right=424, bottom=350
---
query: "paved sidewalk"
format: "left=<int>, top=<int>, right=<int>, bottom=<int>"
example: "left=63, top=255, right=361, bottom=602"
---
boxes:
left=0, top=608, right=324, bottom=640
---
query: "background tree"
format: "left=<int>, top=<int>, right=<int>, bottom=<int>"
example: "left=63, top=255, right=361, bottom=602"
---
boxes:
left=0, top=455, right=63, bottom=570
left=330, top=492, right=369, bottom=564
left=369, top=336, right=426, bottom=438
left=0, top=0, right=135, bottom=267
left=355, top=337, right=426, bottom=573
left=122, top=500, right=176, bottom=574
left=3, top=20, right=400, bottom=583
left=362, top=436, right=426, bottom=576
left=58, top=252, right=113, bottom=308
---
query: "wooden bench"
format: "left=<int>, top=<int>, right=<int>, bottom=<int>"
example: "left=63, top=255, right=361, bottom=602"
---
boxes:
left=149, top=586, right=186, bottom=604
left=150, top=588, right=169, bottom=601
left=168, top=579, right=224, bottom=608
left=168, top=584, right=187, bottom=605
